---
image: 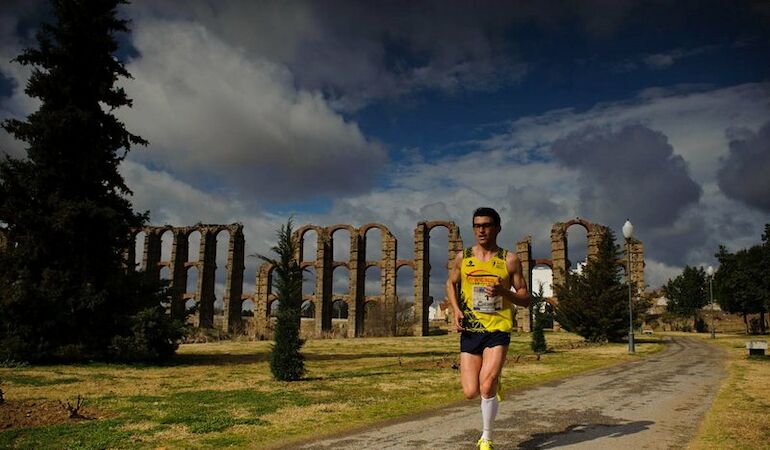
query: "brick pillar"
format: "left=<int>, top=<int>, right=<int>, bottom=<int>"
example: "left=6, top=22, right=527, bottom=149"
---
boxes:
left=587, top=224, right=605, bottom=262
left=169, top=228, right=189, bottom=321
left=197, top=228, right=217, bottom=328
left=224, top=224, right=246, bottom=333
left=413, top=222, right=430, bottom=336
left=516, top=236, right=533, bottom=332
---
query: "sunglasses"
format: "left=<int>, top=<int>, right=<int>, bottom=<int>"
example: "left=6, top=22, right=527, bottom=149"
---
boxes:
left=472, top=223, right=495, bottom=229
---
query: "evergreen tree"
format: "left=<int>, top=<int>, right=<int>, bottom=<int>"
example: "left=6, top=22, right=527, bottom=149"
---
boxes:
left=554, top=228, right=639, bottom=342
left=714, top=225, right=770, bottom=334
left=0, top=0, right=182, bottom=362
left=663, top=266, right=709, bottom=332
left=259, top=219, right=305, bottom=381
left=530, top=285, right=548, bottom=355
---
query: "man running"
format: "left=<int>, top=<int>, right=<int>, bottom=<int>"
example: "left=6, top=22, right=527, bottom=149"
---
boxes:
left=446, top=207, right=530, bottom=450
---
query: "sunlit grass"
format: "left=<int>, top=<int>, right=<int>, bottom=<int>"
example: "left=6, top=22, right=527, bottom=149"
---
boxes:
left=0, top=332, right=662, bottom=449
left=687, top=333, right=770, bottom=450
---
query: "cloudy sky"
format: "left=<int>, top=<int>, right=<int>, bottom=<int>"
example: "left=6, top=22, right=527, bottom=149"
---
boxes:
left=1, top=0, right=769, bottom=297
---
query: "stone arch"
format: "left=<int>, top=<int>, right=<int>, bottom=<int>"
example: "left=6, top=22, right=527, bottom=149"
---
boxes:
left=332, top=299, right=349, bottom=319
left=297, top=225, right=324, bottom=262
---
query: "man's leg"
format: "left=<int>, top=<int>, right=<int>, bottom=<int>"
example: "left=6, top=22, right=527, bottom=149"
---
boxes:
left=460, top=351, right=483, bottom=399
left=478, top=345, right=508, bottom=442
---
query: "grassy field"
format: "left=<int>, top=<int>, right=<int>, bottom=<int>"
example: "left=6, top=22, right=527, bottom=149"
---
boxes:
left=687, top=333, right=770, bottom=450
left=0, top=332, right=661, bottom=449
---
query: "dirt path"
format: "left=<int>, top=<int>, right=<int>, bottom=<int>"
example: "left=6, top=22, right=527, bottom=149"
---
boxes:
left=294, top=337, right=726, bottom=449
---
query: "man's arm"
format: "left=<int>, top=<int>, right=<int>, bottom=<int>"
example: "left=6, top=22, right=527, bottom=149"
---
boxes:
left=446, top=252, right=464, bottom=332
left=505, top=252, right=531, bottom=307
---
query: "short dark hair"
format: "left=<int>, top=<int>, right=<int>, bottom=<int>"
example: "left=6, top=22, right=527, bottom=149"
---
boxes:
left=473, top=207, right=501, bottom=227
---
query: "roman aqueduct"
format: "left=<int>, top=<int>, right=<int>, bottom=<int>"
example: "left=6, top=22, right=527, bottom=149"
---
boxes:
left=120, top=217, right=644, bottom=338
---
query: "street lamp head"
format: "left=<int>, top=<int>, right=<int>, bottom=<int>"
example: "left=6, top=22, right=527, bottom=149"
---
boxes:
left=622, top=219, right=634, bottom=239
left=707, top=265, right=714, bottom=277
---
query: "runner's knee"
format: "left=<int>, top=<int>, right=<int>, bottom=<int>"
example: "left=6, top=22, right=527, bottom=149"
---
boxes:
left=463, top=386, right=480, bottom=400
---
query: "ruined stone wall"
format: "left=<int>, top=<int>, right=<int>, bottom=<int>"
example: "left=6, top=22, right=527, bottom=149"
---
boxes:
left=128, top=217, right=644, bottom=338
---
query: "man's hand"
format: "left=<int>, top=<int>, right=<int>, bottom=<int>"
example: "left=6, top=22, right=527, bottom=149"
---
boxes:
left=453, top=309, right=464, bottom=332
left=484, top=283, right=507, bottom=298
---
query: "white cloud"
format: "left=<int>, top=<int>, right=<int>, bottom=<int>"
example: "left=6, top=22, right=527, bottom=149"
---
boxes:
left=119, top=19, right=386, bottom=201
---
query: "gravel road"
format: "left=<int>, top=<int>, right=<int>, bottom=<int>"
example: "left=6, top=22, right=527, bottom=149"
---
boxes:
left=293, top=336, right=725, bottom=450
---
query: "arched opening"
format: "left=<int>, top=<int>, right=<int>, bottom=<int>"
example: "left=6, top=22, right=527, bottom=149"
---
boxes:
left=187, top=230, right=201, bottom=262
left=159, top=266, right=171, bottom=309
left=427, top=226, right=449, bottom=312
left=566, top=224, right=588, bottom=274
left=331, top=228, right=351, bottom=262
left=241, top=299, right=255, bottom=317
left=214, top=230, right=230, bottom=318
left=302, top=266, right=317, bottom=297
left=133, top=231, right=145, bottom=271
left=364, top=227, right=382, bottom=261
left=363, top=300, right=384, bottom=336
left=186, top=265, right=198, bottom=297
left=301, top=300, right=315, bottom=319
left=333, top=266, right=350, bottom=297
left=532, top=263, right=555, bottom=329
left=159, top=229, right=173, bottom=262
left=396, top=265, right=415, bottom=335
left=301, top=229, right=318, bottom=263
left=332, top=300, right=349, bottom=319
left=365, top=266, right=381, bottom=296
left=268, top=299, right=281, bottom=317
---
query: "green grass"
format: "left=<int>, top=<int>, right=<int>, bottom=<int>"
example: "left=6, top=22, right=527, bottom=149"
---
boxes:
left=0, top=332, right=662, bottom=449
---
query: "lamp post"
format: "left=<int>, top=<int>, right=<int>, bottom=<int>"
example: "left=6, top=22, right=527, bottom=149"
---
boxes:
left=622, top=219, right=635, bottom=353
left=707, top=265, right=715, bottom=339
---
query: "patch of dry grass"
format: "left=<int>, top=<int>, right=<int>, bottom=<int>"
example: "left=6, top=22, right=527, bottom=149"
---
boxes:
left=687, top=333, right=770, bottom=450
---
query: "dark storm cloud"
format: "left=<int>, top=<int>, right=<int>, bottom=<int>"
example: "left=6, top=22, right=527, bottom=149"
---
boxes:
left=717, top=121, right=770, bottom=213
left=551, top=124, right=702, bottom=231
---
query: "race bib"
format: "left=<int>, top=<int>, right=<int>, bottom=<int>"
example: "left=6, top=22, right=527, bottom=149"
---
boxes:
left=472, top=285, right=502, bottom=313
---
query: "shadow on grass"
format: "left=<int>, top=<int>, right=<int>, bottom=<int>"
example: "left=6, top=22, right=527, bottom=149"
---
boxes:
left=167, top=350, right=454, bottom=366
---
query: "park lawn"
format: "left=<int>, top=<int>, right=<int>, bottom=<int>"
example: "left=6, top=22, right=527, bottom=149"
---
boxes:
left=688, top=333, right=770, bottom=450
left=0, top=332, right=662, bottom=449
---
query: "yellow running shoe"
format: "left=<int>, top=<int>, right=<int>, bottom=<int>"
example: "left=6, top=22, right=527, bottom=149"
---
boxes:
left=496, top=376, right=503, bottom=402
left=477, top=438, right=494, bottom=450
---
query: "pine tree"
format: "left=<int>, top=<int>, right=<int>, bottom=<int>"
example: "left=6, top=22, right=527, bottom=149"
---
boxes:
left=259, top=219, right=305, bottom=381
left=530, top=285, right=548, bottom=355
left=0, top=0, right=181, bottom=362
left=554, top=228, right=635, bottom=343
left=663, top=266, right=708, bottom=332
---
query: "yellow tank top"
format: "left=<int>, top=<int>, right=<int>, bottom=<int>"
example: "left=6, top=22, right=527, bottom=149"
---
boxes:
left=459, top=247, right=514, bottom=332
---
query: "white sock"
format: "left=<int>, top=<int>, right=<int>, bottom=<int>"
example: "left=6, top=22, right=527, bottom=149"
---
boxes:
left=480, top=395, right=498, bottom=440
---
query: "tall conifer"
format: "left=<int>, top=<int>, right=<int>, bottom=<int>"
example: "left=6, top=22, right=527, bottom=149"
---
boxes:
left=0, top=0, right=180, bottom=361
left=259, top=219, right=305, bottom=381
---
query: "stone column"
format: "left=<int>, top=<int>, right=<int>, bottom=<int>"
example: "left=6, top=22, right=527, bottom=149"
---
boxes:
left=315, top=229, right=333, bottom=336
left=352, top=232, right=366, bottom=337
left=346, top=229, right=362, bottom=337
left=587, top=223, right=605, bottom=261
left=169, top=228, right=189, bottom=321
left=413, top=222, right=430, bottom=336
left=382, top=231, right=398, bottom=336
left=223, top=224, right=246, bottom=333
left=550, top=223, right=567, bottom=332
left=516, top=236, right=533, bottom=332
left=255, top=263, right=272, bottom=339
left=196, top=228, right=217, bottom=328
